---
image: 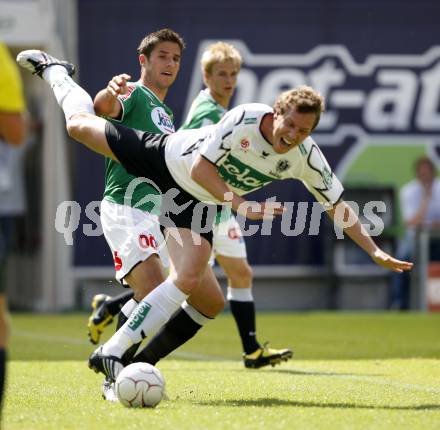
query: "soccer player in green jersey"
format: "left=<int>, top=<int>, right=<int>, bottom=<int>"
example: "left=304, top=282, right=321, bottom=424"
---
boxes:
left=180, top=42, right=292, bottom=367
left=89, top=30, right=182, bottom=346
left=86, top=29, right=185, bottom=346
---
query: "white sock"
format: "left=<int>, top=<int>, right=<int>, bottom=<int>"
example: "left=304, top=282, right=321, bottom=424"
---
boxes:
left=42, top=65, right=94, bottom=120
left=121, top=298, right=138, bottom=318
left=102, top=278, right=188, bottom=358
left=227, top=287, right=254, bottom=302
left=181, top=301, right=212, bottom=326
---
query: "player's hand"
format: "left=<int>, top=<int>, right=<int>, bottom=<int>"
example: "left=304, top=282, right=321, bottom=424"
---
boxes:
left=107, top=73, right=131, bottom=98
left=371, top=249, right=414, bottom=273
left=237, top=201, right=285, bottom=220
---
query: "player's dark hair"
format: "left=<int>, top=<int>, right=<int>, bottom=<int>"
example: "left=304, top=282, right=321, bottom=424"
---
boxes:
left=137, top=29, right=185, bottom=58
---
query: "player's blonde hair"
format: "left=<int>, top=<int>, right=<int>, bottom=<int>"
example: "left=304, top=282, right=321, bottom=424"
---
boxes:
left=201, top=42, right=242, bottom=75
left=273, top=85, right=325, bottom=130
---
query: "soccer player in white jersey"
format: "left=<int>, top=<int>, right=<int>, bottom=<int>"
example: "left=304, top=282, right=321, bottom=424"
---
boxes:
left=179, top=42, right=292, bottom=367
left=17, top=51, right=413, bottom=383
left=89, top=41, right=291, bottom=371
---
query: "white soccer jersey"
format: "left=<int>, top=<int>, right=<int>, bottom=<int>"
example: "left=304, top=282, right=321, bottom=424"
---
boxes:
left=164, top=103, right=343, bottom=207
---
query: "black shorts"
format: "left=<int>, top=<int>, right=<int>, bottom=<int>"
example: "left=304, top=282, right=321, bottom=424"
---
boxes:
left=105, top=121, right=217, bottom=244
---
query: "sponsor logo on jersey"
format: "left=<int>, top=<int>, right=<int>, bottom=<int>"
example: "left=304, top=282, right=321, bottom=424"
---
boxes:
left=113, top=251, right=122, bottom=271
left=240, top=138, right=250, bottom=151
left=151, top=107, right=175, bottom=134
left=228, top=227, right=242, bottom=240
left=218, top=155, right=274, bottom=191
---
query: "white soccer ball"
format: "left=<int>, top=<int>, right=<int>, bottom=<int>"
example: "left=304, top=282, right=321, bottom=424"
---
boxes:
left=115, top=362, right=166, bottom=408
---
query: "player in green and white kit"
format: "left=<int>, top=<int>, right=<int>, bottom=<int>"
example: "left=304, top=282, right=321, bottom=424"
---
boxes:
left=180, top=42, right=292, bottom=368
left=87, top=31, right=185, bottom=358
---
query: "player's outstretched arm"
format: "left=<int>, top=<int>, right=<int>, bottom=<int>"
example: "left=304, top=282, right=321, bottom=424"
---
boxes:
left=327, top=199, right=413, bottom=273
left=94, top=73, right=131, bottom=118
left=369, top=248, right=414, bottom=273
left=66, top=113, right=117, bottom=161
left=191, top=155, right=285, bottom=220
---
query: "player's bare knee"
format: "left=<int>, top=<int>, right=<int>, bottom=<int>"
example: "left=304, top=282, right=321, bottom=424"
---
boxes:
left=66, top=113, right=86, bottom=139
left=174, top=273, right=201, bottom=294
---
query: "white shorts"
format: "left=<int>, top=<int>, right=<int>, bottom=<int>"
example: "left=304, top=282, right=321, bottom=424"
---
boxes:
left=100, top=199, right=169, bottom=282
left=212, top=213, right=247, bottom=259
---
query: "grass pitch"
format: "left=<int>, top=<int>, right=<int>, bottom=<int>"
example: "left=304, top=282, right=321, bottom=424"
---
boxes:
left=5, top=312, right=440, bottom=430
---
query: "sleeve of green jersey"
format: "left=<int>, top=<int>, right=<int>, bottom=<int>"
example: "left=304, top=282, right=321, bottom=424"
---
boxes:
left=117, top=83, right=138, bottom=121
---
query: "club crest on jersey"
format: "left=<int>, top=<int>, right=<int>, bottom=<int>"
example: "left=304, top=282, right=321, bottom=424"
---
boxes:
left=240, top=138, right=250, bottom=151
left=151, top=107, right=175, bottom=134
left=276, top=159, right=290, bottom=173
left=269, top=159, right=290, bottom=178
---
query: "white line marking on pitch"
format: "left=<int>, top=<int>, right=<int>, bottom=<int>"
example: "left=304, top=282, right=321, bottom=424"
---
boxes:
left=12, top=329, right=228, bottom=361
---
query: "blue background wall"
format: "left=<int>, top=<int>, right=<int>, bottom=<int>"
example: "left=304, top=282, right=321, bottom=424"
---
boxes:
left=73, top=0, right=440, bottom=268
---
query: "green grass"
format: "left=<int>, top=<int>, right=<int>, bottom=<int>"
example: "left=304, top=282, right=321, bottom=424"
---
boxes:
left=5, top=312, right=440, bottom=429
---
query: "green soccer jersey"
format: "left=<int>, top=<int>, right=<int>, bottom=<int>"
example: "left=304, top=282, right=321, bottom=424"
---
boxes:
left=180, top=89, right=226, bottom=130
left=103, top=82, right=175, bottom=213
left=180, top=88, right=230, bottom=224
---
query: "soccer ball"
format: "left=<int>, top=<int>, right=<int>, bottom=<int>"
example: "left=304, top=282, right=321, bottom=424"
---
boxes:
left=115, top=362, right=166, bottom=408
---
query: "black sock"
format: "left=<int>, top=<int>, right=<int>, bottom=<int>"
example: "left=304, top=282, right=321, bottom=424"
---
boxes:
left=133, top=308, right=203, bottom=365
left=0, top=348, right=6, bottom=412
left=229, top=300, right=260, bottom=354
left=117, top=305, right=140, bottom=365
left=106, top=291, right=134, bottom=316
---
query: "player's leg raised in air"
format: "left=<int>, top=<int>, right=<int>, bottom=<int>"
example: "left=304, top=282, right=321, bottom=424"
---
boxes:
left=17, top=50, right=223, bottom=382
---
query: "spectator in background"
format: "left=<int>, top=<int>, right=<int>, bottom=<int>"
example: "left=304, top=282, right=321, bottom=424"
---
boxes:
left=0, top=41, right=27, bottom=412
left=390, top=156, right=440, bottom=309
